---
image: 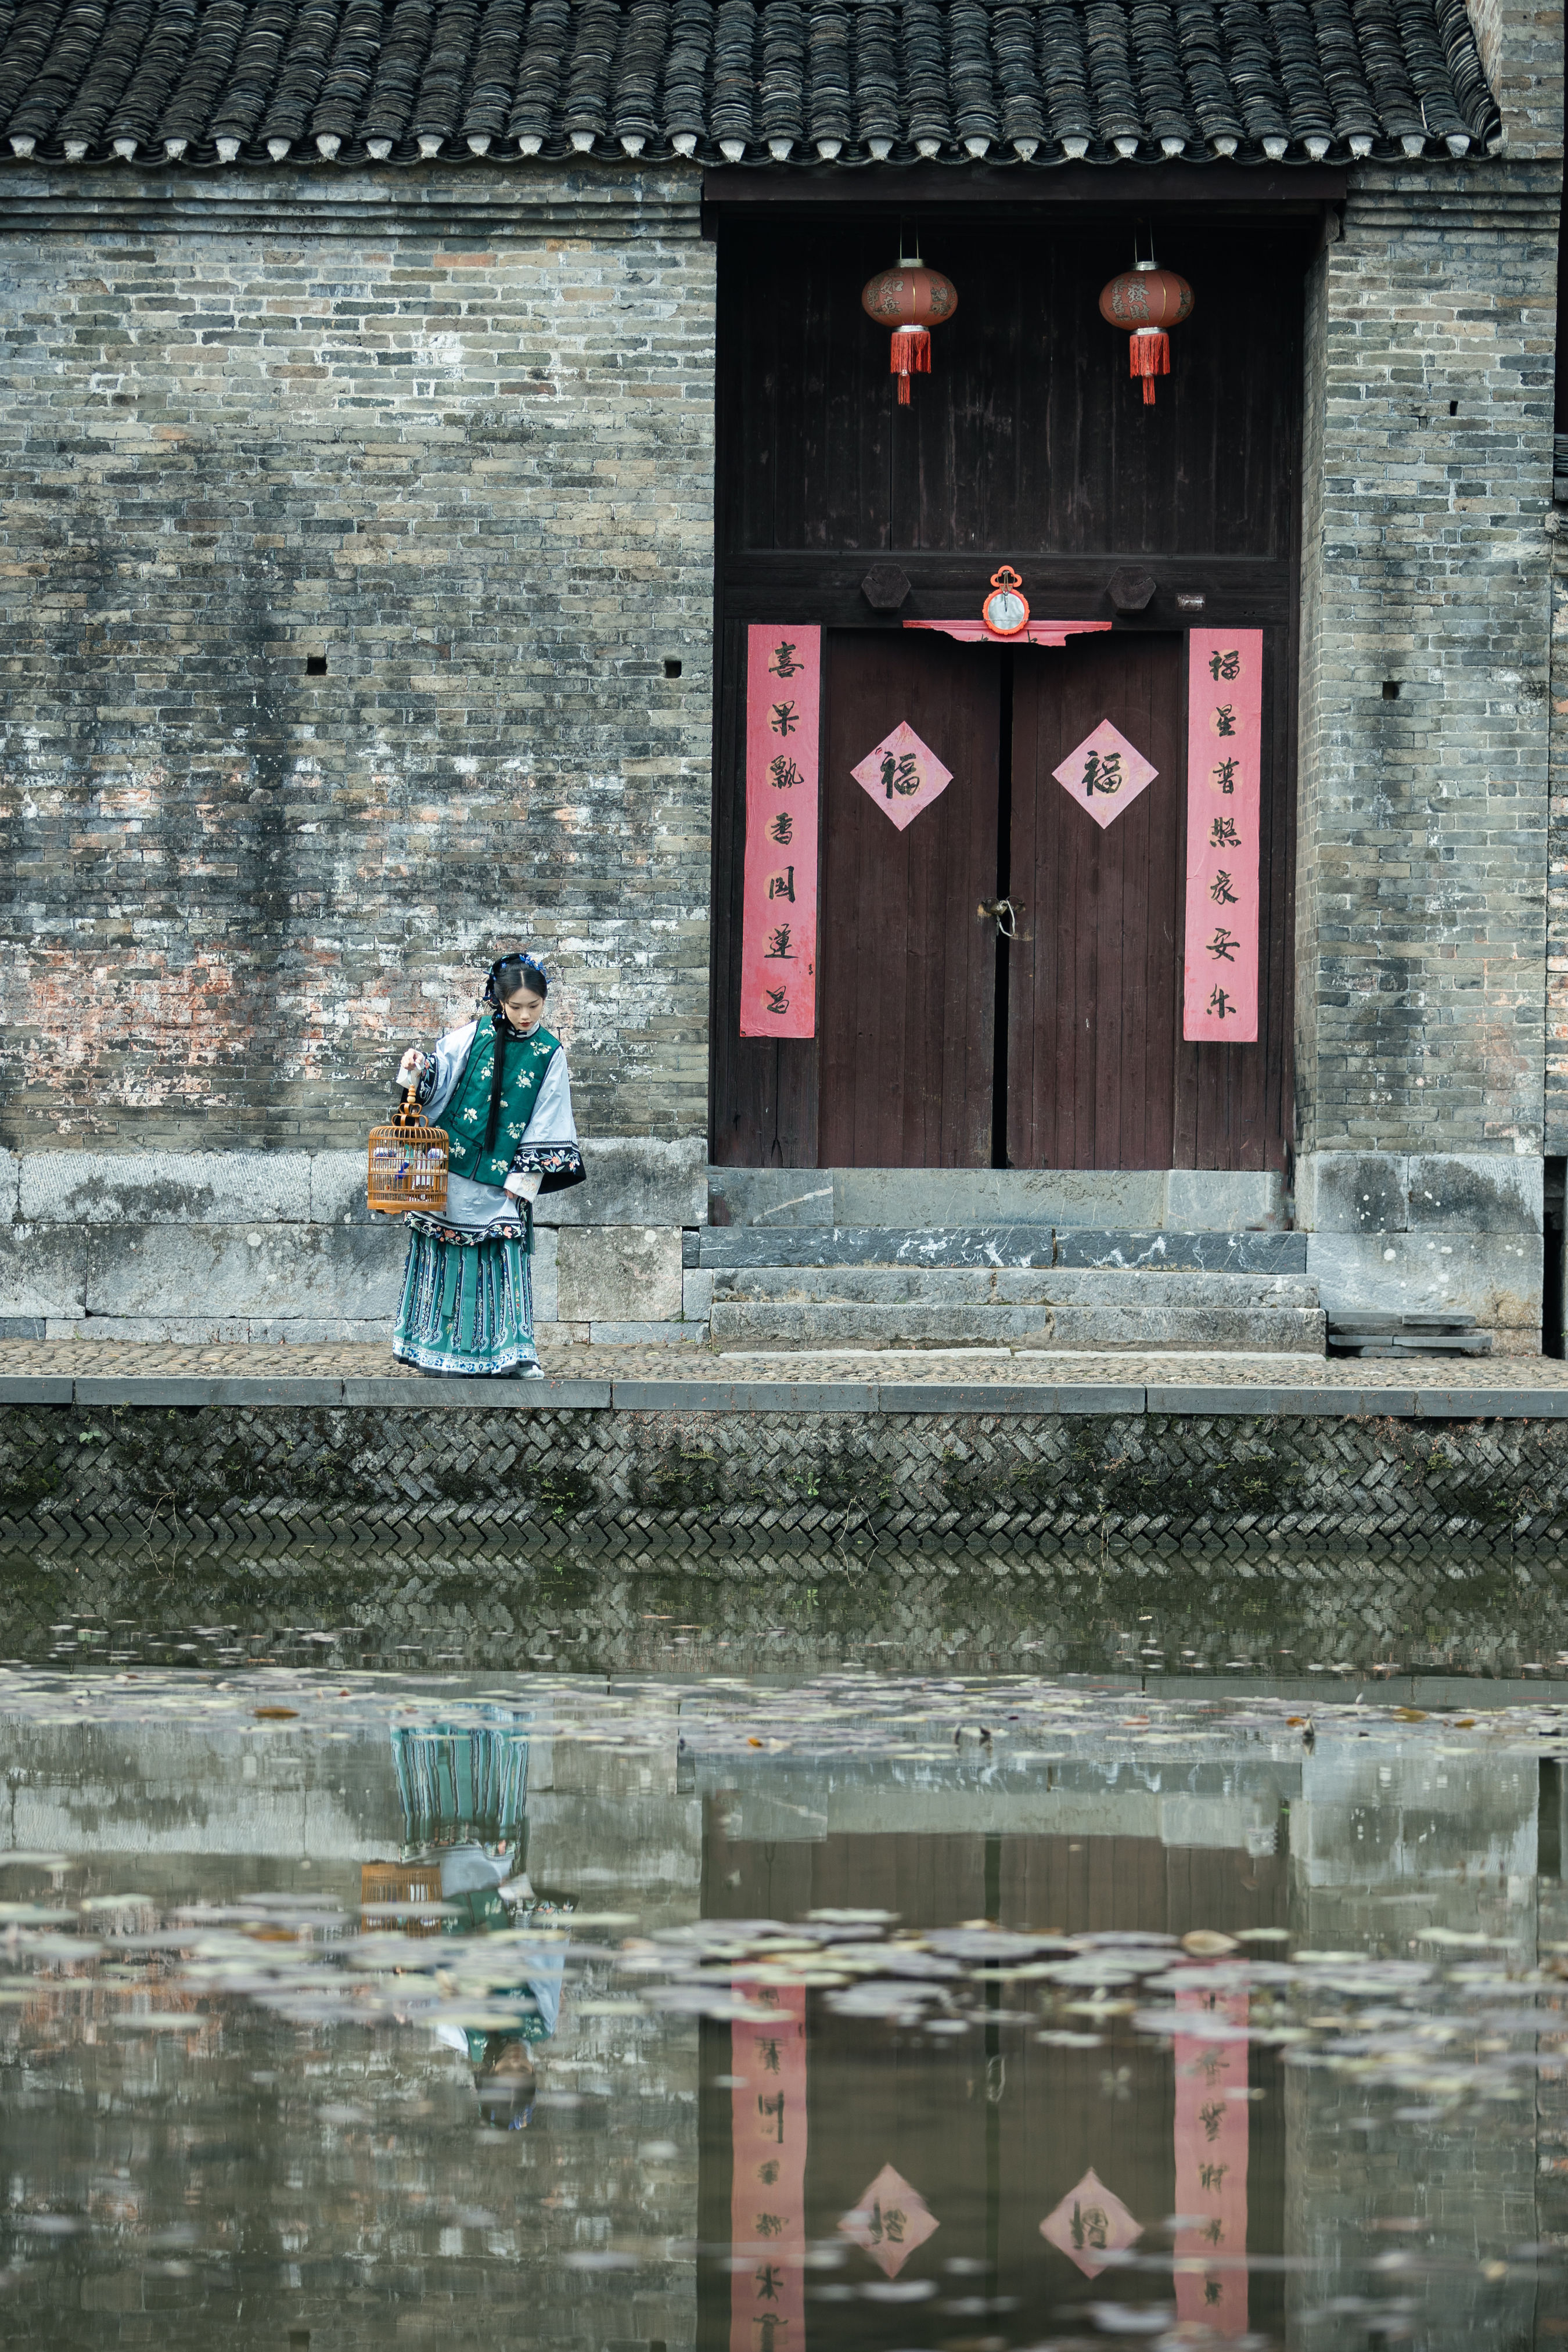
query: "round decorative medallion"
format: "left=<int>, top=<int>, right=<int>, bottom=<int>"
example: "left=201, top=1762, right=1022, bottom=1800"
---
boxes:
left=982, top=564, right=1030, bottom=637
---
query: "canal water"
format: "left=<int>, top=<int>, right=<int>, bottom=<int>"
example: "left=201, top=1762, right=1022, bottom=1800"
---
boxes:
left=3, top=1632, right=1567, bottom=2349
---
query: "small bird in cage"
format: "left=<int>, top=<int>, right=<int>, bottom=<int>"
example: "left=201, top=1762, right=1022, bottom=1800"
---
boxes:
left=367, top=1082, right=450, bottom=1215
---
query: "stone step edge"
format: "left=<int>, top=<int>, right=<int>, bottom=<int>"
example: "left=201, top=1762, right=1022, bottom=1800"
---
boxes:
left=707, top=1273, right=1321, bottom=1301
left=0, top=1372, right=1562, bottom=1418
left=708, top=1307, right=1328, bottom=1350
left=690, top=1225, right=1308, bottom=1269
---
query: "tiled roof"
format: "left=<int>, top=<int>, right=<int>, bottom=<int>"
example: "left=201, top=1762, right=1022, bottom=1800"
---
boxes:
left=0, top=0, right=1499, bottom=170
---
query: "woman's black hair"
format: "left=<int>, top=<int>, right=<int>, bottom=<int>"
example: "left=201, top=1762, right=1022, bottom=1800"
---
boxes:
left=484, top=952, right=548, bottom=1008
left=481, top=954, right=548, bottom=1155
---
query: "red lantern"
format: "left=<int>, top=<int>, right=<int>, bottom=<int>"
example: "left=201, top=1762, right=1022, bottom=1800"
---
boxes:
left=1099, top=260, right=1194, bottom=405
left=862, top=256, right=958, bottom=405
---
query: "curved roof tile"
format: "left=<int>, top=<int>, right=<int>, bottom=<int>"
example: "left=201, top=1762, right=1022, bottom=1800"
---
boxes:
left=0, top=0, right=1501, bottom=165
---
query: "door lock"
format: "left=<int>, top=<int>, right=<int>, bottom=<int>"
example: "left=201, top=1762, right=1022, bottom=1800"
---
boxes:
left=977, top=898, right=1021, bottom=938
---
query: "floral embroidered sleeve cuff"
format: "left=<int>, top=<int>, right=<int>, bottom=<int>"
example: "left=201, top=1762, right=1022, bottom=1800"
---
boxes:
left=510, top=1142, right=586, bottom=1194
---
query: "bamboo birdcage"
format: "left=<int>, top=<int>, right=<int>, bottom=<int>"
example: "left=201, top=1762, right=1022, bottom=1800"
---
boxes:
left=367, top=1090, right=449, bottom=1215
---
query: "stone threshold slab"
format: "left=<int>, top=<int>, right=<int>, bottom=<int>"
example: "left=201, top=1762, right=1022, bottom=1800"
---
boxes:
left=7, top=1373, right=1568, bottom=1419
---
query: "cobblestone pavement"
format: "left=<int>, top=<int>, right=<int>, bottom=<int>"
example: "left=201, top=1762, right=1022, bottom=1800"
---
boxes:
left=2, top=1338, right=1567, bottom=1389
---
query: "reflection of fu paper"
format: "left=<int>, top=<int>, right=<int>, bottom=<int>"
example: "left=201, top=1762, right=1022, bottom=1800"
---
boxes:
left=1183, top=630, right=1262, bottom=1042
left=740, top=626, right=820, bottom=1038
left=731, top=1981, right=807, bottom=2352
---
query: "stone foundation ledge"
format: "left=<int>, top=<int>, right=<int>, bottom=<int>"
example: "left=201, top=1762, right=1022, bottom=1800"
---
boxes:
left=1299, top=1149, right=1545, bottom=1346
left=0, top=1138, right=711, bottom=1335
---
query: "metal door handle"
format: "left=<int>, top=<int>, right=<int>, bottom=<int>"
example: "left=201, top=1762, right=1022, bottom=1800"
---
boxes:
left=977, top=898, right=1021, bottom=938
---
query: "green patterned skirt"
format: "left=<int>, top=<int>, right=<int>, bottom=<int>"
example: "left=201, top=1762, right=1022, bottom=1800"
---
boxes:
left=393, top=1214, right=540, bottom=1378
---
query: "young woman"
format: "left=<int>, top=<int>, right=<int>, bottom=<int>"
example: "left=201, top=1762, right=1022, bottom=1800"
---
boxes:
left=391, top=951, right=584, bottom=1378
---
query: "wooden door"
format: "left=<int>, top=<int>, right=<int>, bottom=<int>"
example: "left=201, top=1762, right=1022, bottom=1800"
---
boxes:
left=817, top=630, right=1001, bottom=1168
left=1007, top=633, right=1185, bottom=1170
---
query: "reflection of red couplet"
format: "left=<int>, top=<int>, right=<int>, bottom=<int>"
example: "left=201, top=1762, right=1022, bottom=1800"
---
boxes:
left=740, top=626, right=821, bottom=1039
left=731, top=1981, right=808, bottom=2352
left=1183, top=630, right=1262, bottom=1042
left=1173, top=1990, right=1249, bottom=2335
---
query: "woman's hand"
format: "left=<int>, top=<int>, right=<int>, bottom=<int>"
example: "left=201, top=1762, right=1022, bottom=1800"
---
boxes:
left=504, top=1171, right=544, bottom=1202
left=397, top=1048, right=426, bottom=1087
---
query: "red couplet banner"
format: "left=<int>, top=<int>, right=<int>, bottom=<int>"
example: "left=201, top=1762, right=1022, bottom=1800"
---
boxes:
left=739, top=625, right=821, bottom=1038
left=1172, top=1990, right=1250, bottom=2335
left=731, top=1981, right=808, bottom=2352
left=1183, top=630, right=1263, bottom=1042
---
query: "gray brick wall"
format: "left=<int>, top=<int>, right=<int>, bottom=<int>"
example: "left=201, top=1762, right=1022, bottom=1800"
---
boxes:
left=1296, top=166, right=1558, bottom=1164
left=1463, top=0, right=1563, bottom=156
left=0, top=165, right=714, bottom=1156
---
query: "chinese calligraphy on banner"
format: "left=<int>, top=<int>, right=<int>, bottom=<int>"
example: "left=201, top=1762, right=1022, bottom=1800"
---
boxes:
left=731, top=1981, right=807, bottom=2352
left=740, top=626, right=821, bottom=1038
left=1184, top=630, right=1262, bottom=1041
left=1173, top=1990, right=1250, bottom=2336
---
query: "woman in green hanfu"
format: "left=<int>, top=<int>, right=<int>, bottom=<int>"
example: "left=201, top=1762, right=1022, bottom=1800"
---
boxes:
left=392, top=950, right=585, bottom=1379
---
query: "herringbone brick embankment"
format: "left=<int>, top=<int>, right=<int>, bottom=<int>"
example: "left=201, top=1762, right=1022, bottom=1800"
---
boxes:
left=2, top=1400, right=1567, bottom=1559
left=3, top=1401, right=1568, bottom=1673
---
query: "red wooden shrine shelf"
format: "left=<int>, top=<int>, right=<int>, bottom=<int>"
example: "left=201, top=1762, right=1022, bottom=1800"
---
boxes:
left=904, top=620, right=1113, bottom=648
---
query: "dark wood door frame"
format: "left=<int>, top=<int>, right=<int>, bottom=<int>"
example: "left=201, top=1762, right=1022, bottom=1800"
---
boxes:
left=709, top=208, right=1306, bottom=1172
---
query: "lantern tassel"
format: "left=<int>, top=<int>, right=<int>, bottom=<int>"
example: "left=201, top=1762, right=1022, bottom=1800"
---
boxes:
left=1130, top=325, right=1169, bottom=406
left=890, top=323, right=931, bottom=405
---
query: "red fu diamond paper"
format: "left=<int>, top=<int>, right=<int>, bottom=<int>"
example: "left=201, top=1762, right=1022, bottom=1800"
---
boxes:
left=839, top=2162, right=940, bottom=2278
left=851, top=721, right=954, bottom=833
left=1184, top=630, right=1262, bottom=1041
left=740, top=625, right=820, bottom=1038
left=1040, top=2167, right=1143, bottom=2279
left=1051, top=718, right=1158, bottom=831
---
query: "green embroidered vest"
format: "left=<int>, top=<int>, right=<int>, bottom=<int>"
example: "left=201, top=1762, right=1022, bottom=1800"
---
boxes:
left=443, top=1024, right=560, bottom=1187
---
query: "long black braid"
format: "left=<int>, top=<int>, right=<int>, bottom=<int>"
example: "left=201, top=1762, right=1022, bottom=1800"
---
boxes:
left=482, top=1004, right=512, bottom=1155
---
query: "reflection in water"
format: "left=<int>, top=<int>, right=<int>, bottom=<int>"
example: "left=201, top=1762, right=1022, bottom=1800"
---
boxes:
left=387, top=1715, right=569, bottom=2127
left=729, top=1983, right=807, bottom=2352
left=0, top=1671, right=1564, bottom=2348
left=700, top=1763, right=1289, bottom=2344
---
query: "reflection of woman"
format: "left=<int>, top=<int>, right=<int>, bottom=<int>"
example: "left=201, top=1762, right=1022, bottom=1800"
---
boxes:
left=389, top=1718, right=570, bottom=2128
left=429, top=1846, right=570, bottom=2130
left=391, top=951, right=585, bottom=1379
left=390, top=1712, right=573, bottom=2135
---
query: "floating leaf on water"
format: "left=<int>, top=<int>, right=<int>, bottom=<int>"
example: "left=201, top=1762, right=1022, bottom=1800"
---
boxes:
left=805, top=1908, right=899, bottom=1925
left=1181, top=1930, right=1240, bottom=1958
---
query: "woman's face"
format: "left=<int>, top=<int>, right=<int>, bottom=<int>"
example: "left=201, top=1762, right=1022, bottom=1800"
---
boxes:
left=501, top=987, right=546, bottom=1034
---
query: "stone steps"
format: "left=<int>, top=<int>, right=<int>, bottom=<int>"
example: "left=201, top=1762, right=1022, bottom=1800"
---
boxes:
left=710, top=1302, right=1326, bottom=1350
left=701, top=1236, right=1324, bottom=1354
left=692, top=1225, right=1304, bottom=1272
left=711, top=1268, right=1317, bottom=1307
